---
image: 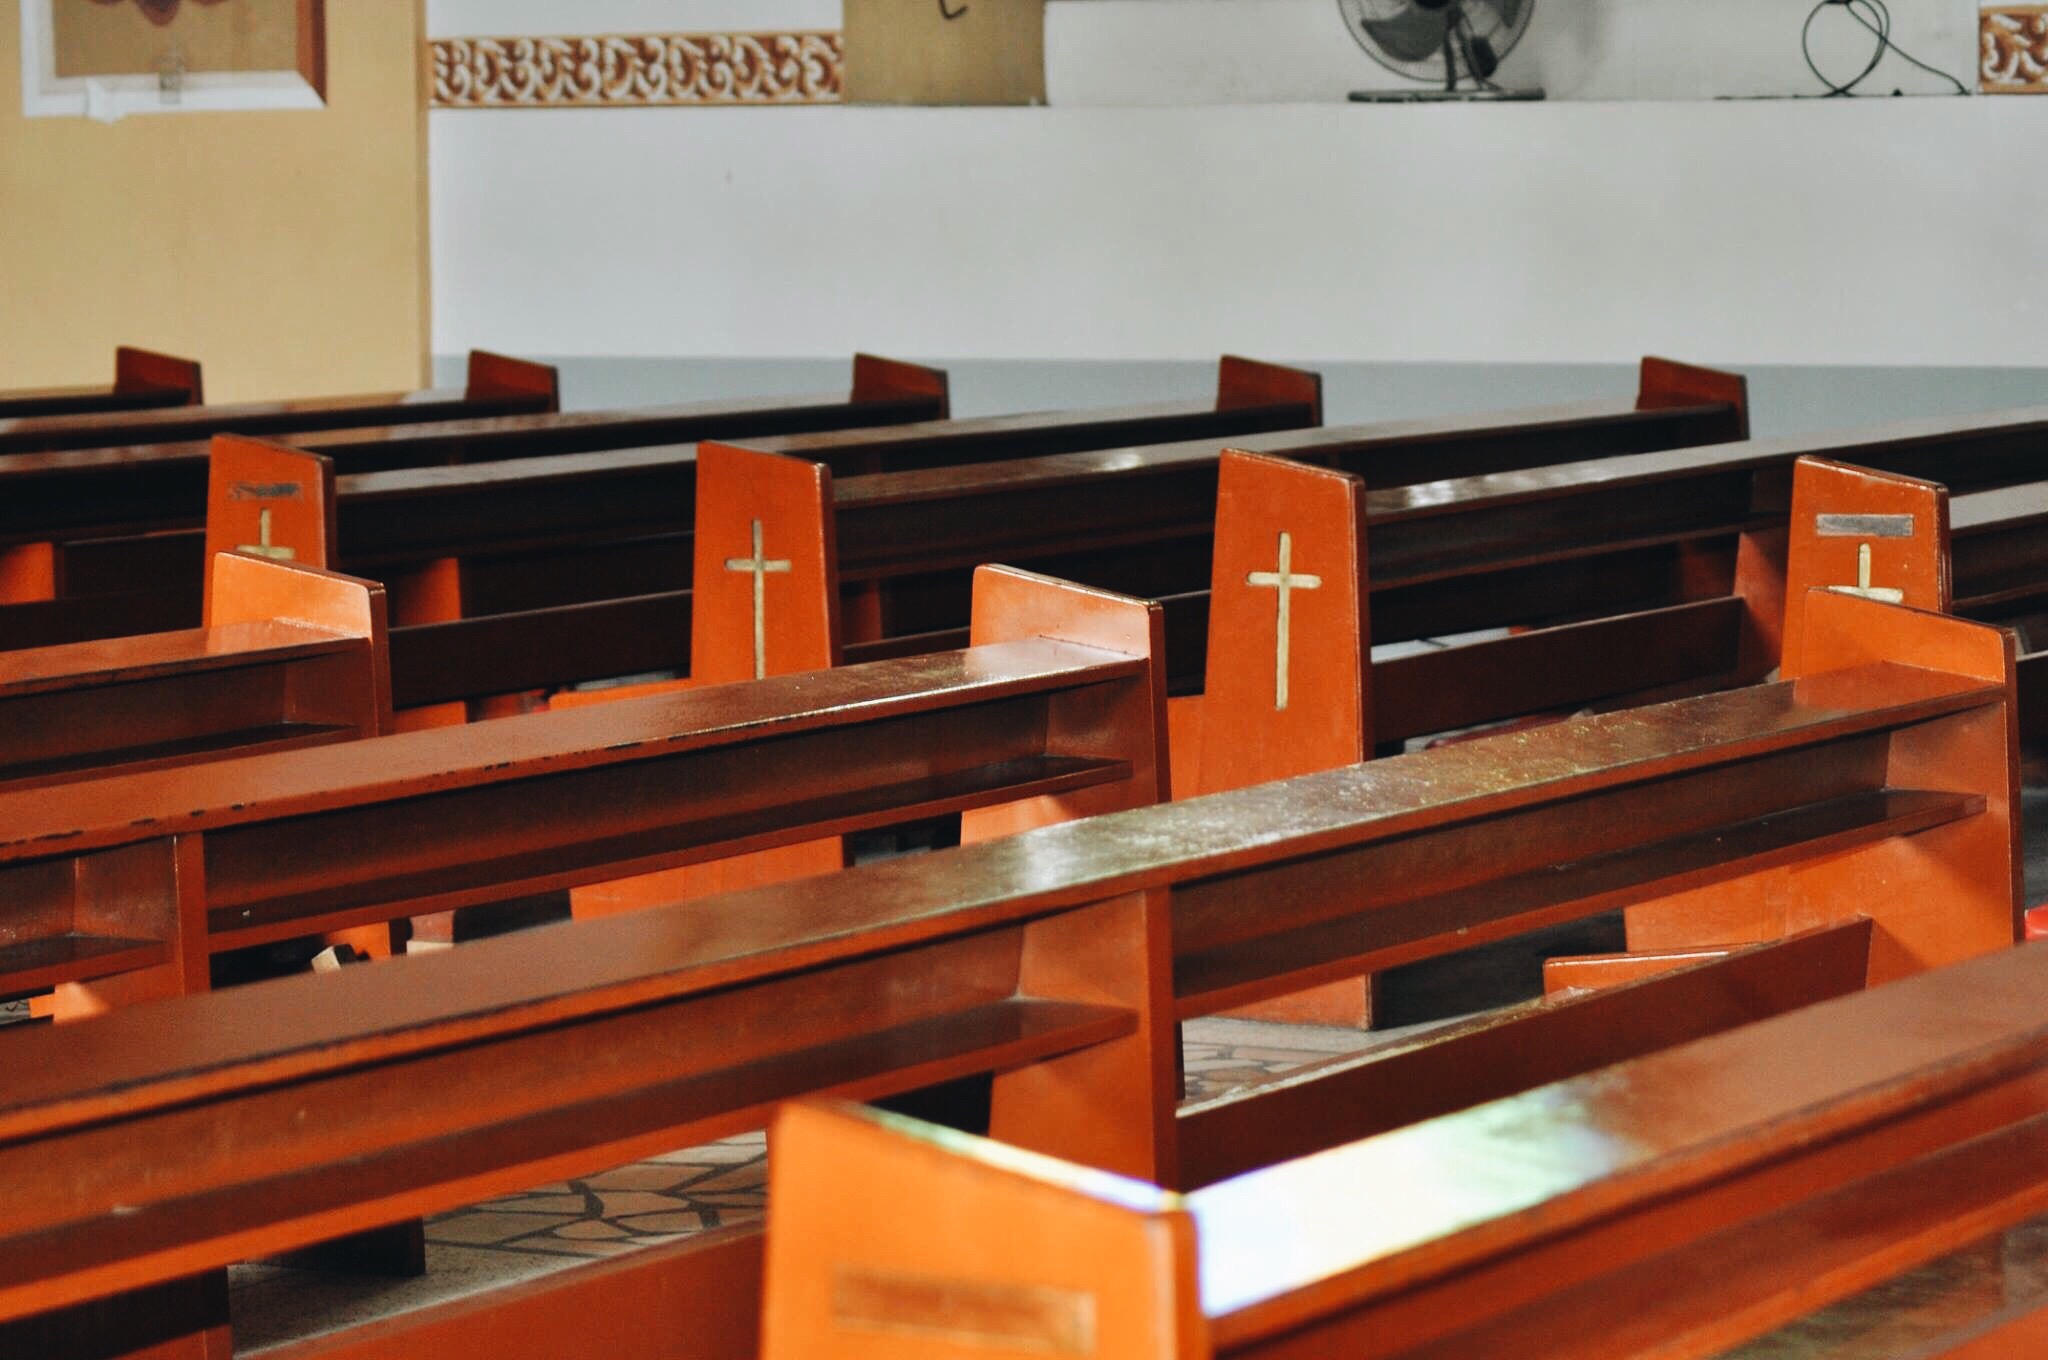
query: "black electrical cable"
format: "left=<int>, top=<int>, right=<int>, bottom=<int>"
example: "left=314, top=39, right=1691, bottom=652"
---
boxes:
left=1801, top=0, right=1970, bottom=96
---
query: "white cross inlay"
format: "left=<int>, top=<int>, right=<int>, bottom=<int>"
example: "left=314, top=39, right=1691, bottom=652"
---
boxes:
left=724, top=518, right=793, bottom=680
left=1825, top=542, right=1904, bottom=605
left=1246, top=530, right=1323, bottom=711
left=236, top=507, right=295, bottom=561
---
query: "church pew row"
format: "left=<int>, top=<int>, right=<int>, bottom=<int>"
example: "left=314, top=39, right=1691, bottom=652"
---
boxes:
left=0, top=348, right=559, bottom=457
left=0, top=566, right=1166, bottom=1013
left=764, top=923, right=2048, bottom=1360
left=0, top=353, right=1319, bottom=637
left=0, top=347, right=202, bottom=419
left=0, top=356, right=1740, bottom=672
left=152, top=383, right=2043, bottom=750
left=0, top=351, right=947, bottom=611
left=0, top=555, right=390, bottom=794
left=0, top=588, right=2015, bottom=1360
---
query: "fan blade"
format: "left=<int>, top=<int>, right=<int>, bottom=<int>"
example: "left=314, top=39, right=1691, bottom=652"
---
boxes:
left=1463, top=0, right=1528, bottom=30
left=1360, top=8, right=1452, bottom=64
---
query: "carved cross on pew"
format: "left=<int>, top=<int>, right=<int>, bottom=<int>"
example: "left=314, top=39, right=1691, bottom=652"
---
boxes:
left=725, top=519, right=793, bottom=680
left=1815, top=513, right=1915, bottom=606
left=236, top=508, right=296, bottom=562
left=1825, top=543, right=1904, bottom=604
left=1245, top=530, right=1322, bottom=711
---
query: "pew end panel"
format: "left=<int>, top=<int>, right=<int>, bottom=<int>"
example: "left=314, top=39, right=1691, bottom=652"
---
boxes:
left=1637, top=355, right=1751, bottom=438
left=1781, top=455, right=1952, bottom=676
left=201, top=436, right=336, bottom=618
left=960, top=564, right=1170, bottom=842
left=0, top=557, right=389, bottom=795
left=562, top=443, right=845, bottom=916
left=1216, top=356, right=1324, bottom=428
left=463, top=350, right=561, bottom=413
left=693, top=444, right=843, bottom=682
left=208, top=552, right=393, bottom=737
left=0, top=836, right=210, bottom=1015
left=1185, top=450, right=1371, bottom=797
left=1186, top=450, right=1374, bottom=1026
left=763, top=1101, right=1201, bottom=1360
left=1625, top=590, right=2020, bottom=980
left=851, top=353, right=952, bottom=420
left=112, top=348, right=205, bottom=406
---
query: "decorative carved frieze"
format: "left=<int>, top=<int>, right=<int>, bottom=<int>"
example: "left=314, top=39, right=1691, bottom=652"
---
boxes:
left=1982, top=7, right=2048, bottom=93
left=431, top=33, right=843, bottom=108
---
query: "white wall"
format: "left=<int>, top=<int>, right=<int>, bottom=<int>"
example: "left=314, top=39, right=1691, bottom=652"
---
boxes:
left=433, top=96, right=2048, bottom=368
left=428, top=1, right=2043, bottom=380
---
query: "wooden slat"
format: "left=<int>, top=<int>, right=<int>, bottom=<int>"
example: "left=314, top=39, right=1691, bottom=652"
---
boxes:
left=0, top=935, right=171, bottom=997
left=0, top=994, right=1134, bottom=1324
left=0, top=640, right=1142, bottom=860
left=1372, top=598, right=1746, bottom=742
left=1176, top=921, right=1873, bottom=1189
left=1192, top=941, right=2048, bottom=1348
left=1176, top=789, right=1973, bottom=1016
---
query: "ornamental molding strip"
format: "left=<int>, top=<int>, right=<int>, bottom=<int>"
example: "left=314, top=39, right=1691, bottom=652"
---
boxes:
left=1982, top=6, right=2048, bottom=93
left=431, top=32, right=842, bottom=108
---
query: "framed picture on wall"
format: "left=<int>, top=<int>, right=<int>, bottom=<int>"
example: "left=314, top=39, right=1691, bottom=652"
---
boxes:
left=19, top=0, right=326, bottom=121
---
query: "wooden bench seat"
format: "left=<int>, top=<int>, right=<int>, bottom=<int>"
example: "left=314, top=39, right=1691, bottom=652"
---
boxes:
left=0, top=589, right=2013, bottom=1360
left=0, top=354, right=1313, bottom=645
left=765, top=928, right=2048, bottom=1359
left=0, top=352, right=944, bottom=580
left=0, top=555, right=389, bottom=791
left=0, top=349, right=558, bottom=456
left=0, top=348, right=202, bottom=419
left=0, top=565, right=1165, bottom=1012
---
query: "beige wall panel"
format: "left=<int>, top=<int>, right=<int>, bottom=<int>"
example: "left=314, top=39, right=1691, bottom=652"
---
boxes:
left=0, top=0, right=428, bottom=401
left=844, top=0, right=1045, bottom=105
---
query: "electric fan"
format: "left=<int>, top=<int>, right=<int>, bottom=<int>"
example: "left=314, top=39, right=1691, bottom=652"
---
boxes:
left=1340, top=0, right=1545, bottom=102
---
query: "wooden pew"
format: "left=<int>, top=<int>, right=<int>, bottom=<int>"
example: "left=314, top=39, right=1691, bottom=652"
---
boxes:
left=0, top=349, right=558, bottom=456
left=0, top=347, right=202, bottom=419
left=0, top=565, right=1165, bottom=1015
left=666, top=398, right=2045, bottom=753
left=763, top=926, right=2048, bottom=1360
left=3, top=353, right=1729, bottom=657
left=0, top=590, right=2013, bottom=1360
left=0, top=352, right=947, bottom=585
left=0, top=554, right=390, bottom=794
left=0, top=354, right=1312, bottom=642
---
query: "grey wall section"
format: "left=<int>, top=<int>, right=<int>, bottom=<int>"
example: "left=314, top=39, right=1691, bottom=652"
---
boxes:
left=435, top=356, right=2048, bottom=442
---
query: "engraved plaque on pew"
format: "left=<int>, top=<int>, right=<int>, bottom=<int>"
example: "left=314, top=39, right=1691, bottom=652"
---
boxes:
left=844, top=0, right=1047, bottom=105
left=832, top=1269, right=1096, bottom=1353
left=1781, top=456, right=1950, bottom=676
left=202, top=435, right=337, bottom=619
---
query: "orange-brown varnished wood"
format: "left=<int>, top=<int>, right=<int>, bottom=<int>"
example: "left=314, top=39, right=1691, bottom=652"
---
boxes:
left=1184, top=451, right=1373, bottom=1024
left=852, top=353, right=952, bottom=418
left=0, top=597, right=2013, bottom=1357
left=0, top=349, right=557, bottom=457
left=1540, top=947, right=1733, bottom=995
left=200, top=437, right=336, bottom=616
left=463, top=351, right=560, bottom=412
left=1638, top=355, right=1751, bottom=437
left=766, top=934, right=2048, bottom=1359
left=113, top=349, right=205, bottom=407
left=1781, top=455, right=1952, bottom=676
left=1216, top=355, right=1324, bottom=426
